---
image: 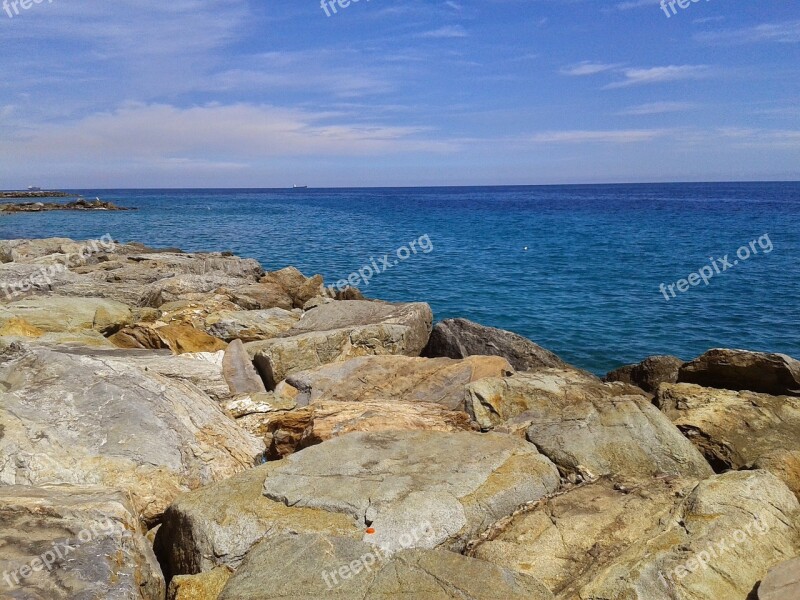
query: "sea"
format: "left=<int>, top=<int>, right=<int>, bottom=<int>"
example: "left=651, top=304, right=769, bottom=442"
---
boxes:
left=1, top=183, right=798, bottom=375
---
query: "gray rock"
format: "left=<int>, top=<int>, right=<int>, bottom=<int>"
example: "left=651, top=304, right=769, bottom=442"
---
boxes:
left=250, top=301, right=433, bottom=389
left=0, top=345, right=265, bottom=525
left=604, top=355, right=685, bottom=393
left=0, top=484, right=165, bottom=599
left=467, top=369, right=714, bottom=480
left=218, top=534, right=554, bottom=600
left=205, top=308, right=299, bottom=342
left=223, top=339, right=267, bottom=395
left=679, top=348, right=800, bottom=396
left=423, top=318, right=568, bottom=371
left=263, top=430, right=560, bottom=552
left=758, top=557, right=800, bottom=600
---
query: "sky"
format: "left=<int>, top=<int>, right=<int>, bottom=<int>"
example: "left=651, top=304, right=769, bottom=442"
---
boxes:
left=0, top=0, right=798, bottom=187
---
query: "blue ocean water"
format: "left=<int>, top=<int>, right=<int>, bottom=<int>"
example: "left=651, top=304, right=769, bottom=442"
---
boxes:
left=2, top=183, right=798, bottom=375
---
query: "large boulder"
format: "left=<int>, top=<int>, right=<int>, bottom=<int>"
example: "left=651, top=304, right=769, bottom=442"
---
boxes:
left=263, top=430, right=561, bottom=553
left=472, top=470, right=800, bottom=600
left=467, top=369, right=713, bottom=480
left=285, top=354, right=513, bottom=409
left=0, top=484, right=165, bottom=599
left=260, top=266, right=324, bottom=308
left=423, top=318, right=568, bottom=371
left=657, top=382, right=800, bottom=497
left=0, top=345, right=264, bottom=525
left=0, top=296, right=133, bottom=334
left=249, top=301, right=433, bottom=388
left=604, top=355, right=684, bottom=393
left=154, top=463, right=361, bottom=578
left=679, top=348, right=800, bottom=396
left=217, top=533, right=554, bottom=600
left=247, top=399, right=475, bottom=459
left=205, top=308, right=300, bottom=342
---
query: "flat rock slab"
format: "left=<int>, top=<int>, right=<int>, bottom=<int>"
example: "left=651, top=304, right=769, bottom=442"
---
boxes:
left=0, top=484, right=165, bottom=599
left=0, top=345, right=264, bottom=525
left=468, top=369, right=714, bottom=480
left=217, top=534, right=554, bottom=600
left=423, top=317, right=568, bottom=371
left=250, top=301, right=433, bottom=388
left=679, top=348, right=800, bottom=396
left=155, top=463, right=361, bottom=577
left=285, top=354, right=513, bottom=409
left=205, top=308, right=300, bottom=342
left=759, top=557, right=800, bottom=600
left=473, top=470, right=800, bottom=600
left=657, top=382, right=800, bottom=498
left=0, top=296, right=133, bottom=334
left=263, top=430, right=560, bottom=553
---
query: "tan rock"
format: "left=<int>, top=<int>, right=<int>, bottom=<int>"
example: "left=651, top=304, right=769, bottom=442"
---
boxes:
left=759, top=557, right=800, bottom=600
left=157, top=323, right=228, bottom=354
left=222, top=338, right=267, bottom=394
left=108, top=323, right=169, bottom=349
left=206, top=308, right=299, bottom=342
left=168, top=567, right=233, bottom=600
left=0, top=296, right=133, bottom=334
left=679, top=348, right=800, bottom=396
left=0, top=316, right=44, bottom=337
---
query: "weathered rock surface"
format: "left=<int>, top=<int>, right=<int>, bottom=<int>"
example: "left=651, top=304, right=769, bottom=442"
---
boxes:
left=285, top=354, right=513, bottom=409
left=263, top=430, right=561, bottom=553
left=260, top=266, right=324, bottom=308
left=155, top=463, right=361, bottom=577
left=657, top=382, right=800, bottom=496
left=217, top=534, right=554, bottom=600
left=758, top=557, right=800, bottom=600
left=222, top=339, right=267, bottom=394
left=205, top=307, right=299, bottom=342
left=0, top=484, right=165, bottom=599
left=0, top=296, right=133, bottom=334
left=250, top=300, right=433, bottom=388
left=423, top=317, right=568, bottom=371
left=155, top=323, right=228, bottom=354
left=468, top=369, right=713, bottom=479
left=249, top=400, right=475, bottom=459
left=679, top=348, right=800, bottom=396
left=168, top=567, right=233, bottom=600
left=604, top=354, right=685, bottom=393
left=0, top=346, right=264, bottom=525
left=472, top=470, right=800, bottom=600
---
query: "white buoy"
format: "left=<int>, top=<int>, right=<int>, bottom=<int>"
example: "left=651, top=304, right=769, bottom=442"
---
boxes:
left=523, top=246, right=529, bottom=251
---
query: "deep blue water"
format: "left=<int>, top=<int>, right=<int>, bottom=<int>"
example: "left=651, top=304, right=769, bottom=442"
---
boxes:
left=2, top=183, right=799, bottom=375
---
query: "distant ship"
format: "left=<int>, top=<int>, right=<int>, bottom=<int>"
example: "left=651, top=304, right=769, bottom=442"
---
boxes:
left=292, top=185, right=308, bottom=189
left=27, top=186, right=42, bottom=191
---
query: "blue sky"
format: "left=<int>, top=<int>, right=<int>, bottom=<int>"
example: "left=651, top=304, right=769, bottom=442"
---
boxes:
left=0, top=0, right=798, bottom=187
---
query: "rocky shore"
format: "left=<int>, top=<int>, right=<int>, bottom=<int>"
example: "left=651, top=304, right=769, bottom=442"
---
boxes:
left=0, top=191, right=70, bottom=199
left=0, top=237, right=798, bottom=599
left=1, top=198, right=134, bottom=213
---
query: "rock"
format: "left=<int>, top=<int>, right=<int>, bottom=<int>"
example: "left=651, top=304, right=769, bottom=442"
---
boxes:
left=122, top=251, right=263, bottom=281
left=225, top=283, right=294, bottom=311
left=285, top=354, right=513, bottom=409
left=222, top=339, right=267, bottom=394
left=472, top=470, right=800, bottom=600
left=109, top=324, right=169, bottom=349
left=759, top=557, right=800, bottom=600
left=152, top=274, right=258, bottom=306
left=0, top=296, right=133, bottom=334
left=263, top=430, right=561, bottom=553
left=9, top=330, right=118, bottom=349
left=250, top=400, right=475, bottom=459
left=0, top=262, right=80, bottom=300
left=168, top=567, right=233, bottom=600
left=154, top=463, right=361, bottom=577
left=224, top=391, right=297, bottom=419
left=250, top=300, right=433, bottom=388
left=467, top=369, right=713, bottom=479
left=657, top=383, right=800, bottom=497
left=157, top=295, right=240, bottom=328
left=0, top=346, right=264, bottom=525
left=260, top=266, right=324, bottom=308
left=679, top=348, right=800, bottom=396
left=604, top=354, right=685, bottom=393
left=205, top=308, right=299, bottom=342
left=0, top=484, right=165, bottom=599
left=217, top=534, right=554, bottom=600
left=423, top=318, right=568, bottom=371
left=156, top=323, right=228, bottom=354
left=0, top=316, right=44, bottom=337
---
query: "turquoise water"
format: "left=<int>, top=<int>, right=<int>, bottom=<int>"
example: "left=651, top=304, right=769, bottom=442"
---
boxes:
left=2, top=183, right=798, bottom=374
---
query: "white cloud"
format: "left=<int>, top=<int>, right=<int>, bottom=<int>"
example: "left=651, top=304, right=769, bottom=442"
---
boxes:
left=605, top=65, right=711, bottom=88
left=561, top=62, right=622, bottom=76
left=695, top=21, right=800, bottom=44
left=417, top=25, right=468, bottom=39
left=617, top=102, right=698, bottom=116
left=529, top=129, right=667, bottom=144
